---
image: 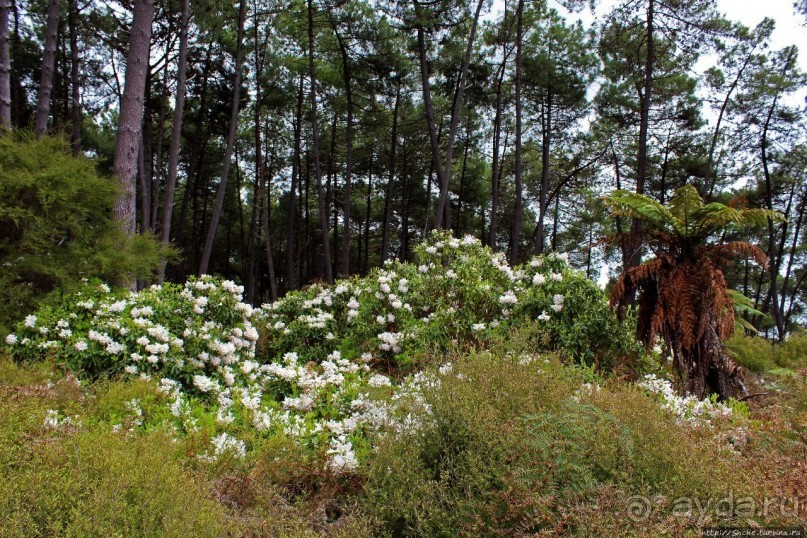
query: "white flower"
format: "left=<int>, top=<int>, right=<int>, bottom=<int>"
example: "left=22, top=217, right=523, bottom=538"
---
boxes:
left=551, top=272, right=563, bottom=282
left=327, top=434, right=358, bottom=471
left=445, top=269, right=457, bottom=278
left=108, top=300, right=127, bottom=313
left=124, top=365, right=138, bottom=375
left=209, top=433, right=246, bottom=459
left=537, top=311, right=551, bottom=321
left=425, top=246, right=437, bottom=255
left=472, top=323, right=486, bottom=332
left=532, top=274, right=546, bottom=286
left=105, top=342, right=125, bottom=354
left=5, top=334, right=17, bottom=345
left=398, top=279, right=409, bottom=293
left=193, top=375, right=218, bottom=393
left=24, top=315, right=37, bottom=328
left=368, top=374, right=392, bottom=387
left=498, top=290, right=518, bottom=305
left=74, top=341, right=88, bottom=351
left=418, top=265, right=429, bottom=273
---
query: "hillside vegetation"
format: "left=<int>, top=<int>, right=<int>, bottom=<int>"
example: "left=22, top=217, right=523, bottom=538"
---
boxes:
left=1, top=234, right=805, bottom=536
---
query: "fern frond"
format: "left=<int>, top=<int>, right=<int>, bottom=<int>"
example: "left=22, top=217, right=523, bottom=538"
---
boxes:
left=603, top=190, right=676, bottom=235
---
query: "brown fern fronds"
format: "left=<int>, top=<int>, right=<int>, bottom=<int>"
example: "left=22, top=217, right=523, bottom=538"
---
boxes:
left=707, top=241, right=767, bottom=267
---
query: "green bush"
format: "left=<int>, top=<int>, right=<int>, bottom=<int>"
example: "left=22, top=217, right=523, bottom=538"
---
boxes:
left=362, top=348, right=759, bottom=536
left=726, top=331, right=807, bottom=373
left=0, top=132, right=167, bottom=336
left=0, top=386, right=235, bottom=537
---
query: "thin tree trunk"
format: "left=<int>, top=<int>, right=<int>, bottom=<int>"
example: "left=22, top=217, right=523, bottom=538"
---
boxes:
left=487, top=53, right=507, bottom=248
left=0, top=0, right=9, bottom=130
left=151, top=61, right=169, bottom=232
left=628, top=0, right=654, bottom=274
left=307, top=0, right=333, bottom=284
left=175, top=49, right=210, bottom=248
left=68, top=0, right=81, bottom=152
left=414, top=10, right=447, bottom=229
left=113, top=0, right=154, bottom=238
left=332, top=24, right=354, bottom=277
left=260, top=159, right=278, bottom=300
left=534, top=89, right=551, bottom=254
left=199, top=0, right=246, bottom=275
left=157, top=0, right=189, bottom=282
left=510, top=0, right=524, bottom=265
left=381, top=83, right=400, bottom=263
left=434, top=0, right=485, bottom=230
left=362, top=153, right=372, bottom=275
left=285, top=75, right=304, bottom=291
left=34, top=0, right=60, bottom=137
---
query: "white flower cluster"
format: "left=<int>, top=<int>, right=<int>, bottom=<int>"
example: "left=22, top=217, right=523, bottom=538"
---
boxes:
left=638, top=374, right=733, bottom=426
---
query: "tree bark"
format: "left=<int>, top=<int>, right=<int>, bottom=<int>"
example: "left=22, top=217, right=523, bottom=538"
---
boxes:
left=534, top=89, right=551, bottom=255
left=332, top=23, right=353, bottom=277
left=199, top=0, right=246, bottom=275
left=157, top=0, right=190, bottom=282
left=67, top=0, right=81, bottom=153
left=307, top=0, right=333, bottom=284
left=434, top=0, right=485, bottom=230
left=0, top=0, right=12, bottom=129
left=113, top=0, right=154, bottom=237
left=414, top=5, right=446, bottom=231
left=34, top=0, right=61, bottom=137
left=510, top=0, right=524, bottom=265
left=285, top=75, right=304, bottom=291
left=381, top=82, right=400, bottom=264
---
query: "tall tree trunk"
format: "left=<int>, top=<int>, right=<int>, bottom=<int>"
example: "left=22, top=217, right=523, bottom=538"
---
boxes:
left=285, top=75, right=304, bottom=291
left=381, top=83, right=400, bottom=264
left=151, top=62, right=168, bottom=232
left=67, top=0, right=80, bottom=153
left=434, top=0, right=485, bottom=230
left=307, top=0, right=333, bottom=284
left=362, top=153, right=372, bottom=275
left=705, top=47, right=757, bottom=200
left=157, top=0, right=189, bottom=282
left=534, top=89, right=551, bottom=255
left=510, top=0, right=524, bottom=265
left=113, top=0, right=154, bottom=237
left=627, top=0, right=655, bottom=274
left=199, top=0, right=246, bottom=275
left=760, top=47, right=797, bottom=340
left=260, top=160, right=278, bottom=301
left=414, top=7, right=447, bottom=230
left=332, top=24, right=353, bottom=277
left=175, top=48, right=210, bottom=249
left=34, top=0, right=60, bottom=137
left=0, top=0, right=12, bottom=129
left=487, top=51, right=508, bottom=248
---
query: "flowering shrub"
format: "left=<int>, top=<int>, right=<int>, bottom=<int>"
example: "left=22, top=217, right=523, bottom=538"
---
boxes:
left=5, top=232, right=640, bottom=470
left=257, top=231, right=638, bottom=370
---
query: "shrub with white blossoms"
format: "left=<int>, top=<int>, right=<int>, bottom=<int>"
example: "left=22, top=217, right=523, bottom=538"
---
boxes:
left=6, top=277, right=260, bottom=402
left=255, top=230, right=636, bottom=370
left=4, top=232, right=641, bottom=472
left=638, top=373, right=735, bottom=426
